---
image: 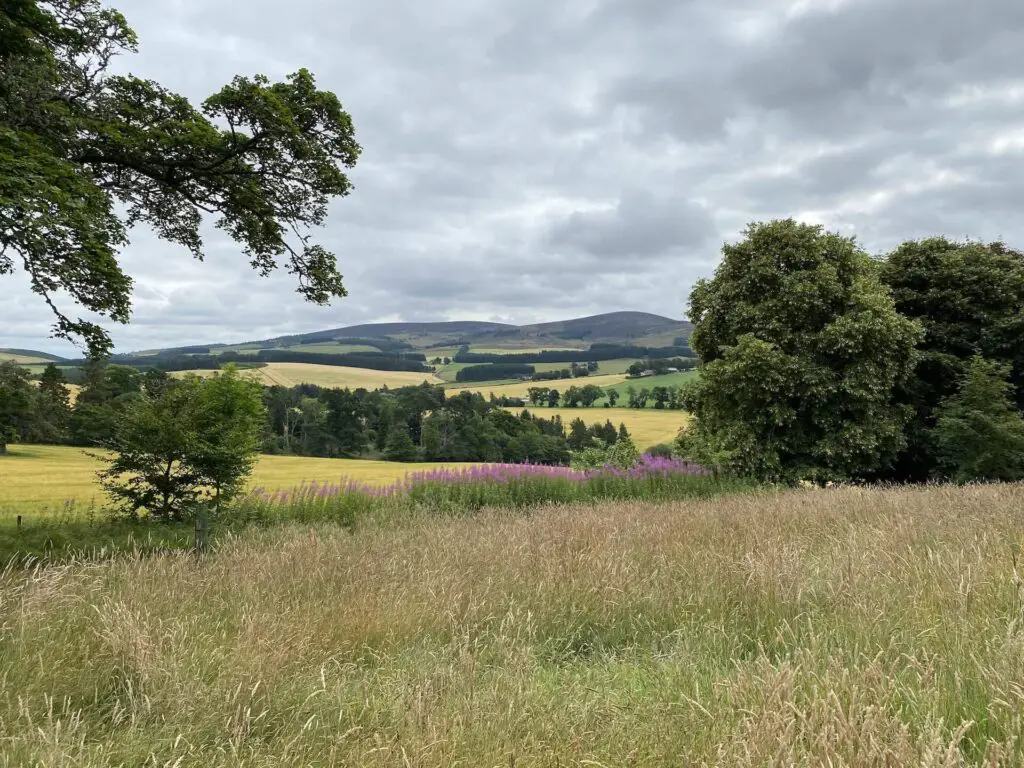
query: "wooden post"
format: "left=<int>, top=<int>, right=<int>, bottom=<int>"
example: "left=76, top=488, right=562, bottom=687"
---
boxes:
left=194, top=506, right=210, bottom=557
left=16, top=515, right=22, bottom=530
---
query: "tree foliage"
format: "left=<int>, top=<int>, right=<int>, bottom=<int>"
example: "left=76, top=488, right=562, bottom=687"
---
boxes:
left=679, top=219, right=922, bottom=483
left=878, top=238, right=1024, bottom=480
left=932, top=357, right=1024, bottom=483
left=1, top=0, right=360, bottom=355
left=99, top=368, right=265, bottom=520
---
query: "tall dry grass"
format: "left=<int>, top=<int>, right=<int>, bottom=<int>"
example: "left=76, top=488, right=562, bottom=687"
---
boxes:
left=2, top=484, right=1024, bottom=765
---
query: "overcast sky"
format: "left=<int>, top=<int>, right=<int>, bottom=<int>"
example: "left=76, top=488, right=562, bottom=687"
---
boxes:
left=5, top=0, right=1024, bottom=354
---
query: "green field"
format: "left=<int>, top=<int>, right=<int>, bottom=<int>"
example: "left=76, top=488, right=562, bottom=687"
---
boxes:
left=2, top=483, right=1021, bottom=763
left=277, top=342, right=381, bottom=354
left=511, top=406, right=689, bottom=449
left=0, top=444, right=474, bottom=518
left=600, top=370, right=698, bottom=402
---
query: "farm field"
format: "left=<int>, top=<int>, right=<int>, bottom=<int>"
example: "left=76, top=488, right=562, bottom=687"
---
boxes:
left=469, top=345, right=584, bottom=354
left=173, top=362, right=443, bottom=390
left=0, top=352, right=54, bottom=364
left=451, top=372, right=632, bottom=399
left=513, top=406, right=689, bottom=449
left=276, top=342, right=381, bottom=354
left=600, top=369, right=698, bottom=400
left=3, top=483, right=1023, bottom=764
left=0, top=444, right=472, bottom=518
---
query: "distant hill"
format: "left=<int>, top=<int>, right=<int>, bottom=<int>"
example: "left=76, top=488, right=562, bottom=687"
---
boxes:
left=0, top=348, right=67, bottom=364
left=241, top=312, right=692, bottom=351
left=11, top=312, right=694, bottom=361
left=478, top=312, right=691, bottom=345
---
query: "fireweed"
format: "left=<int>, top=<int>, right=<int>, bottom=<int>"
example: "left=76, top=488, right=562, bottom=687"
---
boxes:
left=233, top=455, right=748, bottom=525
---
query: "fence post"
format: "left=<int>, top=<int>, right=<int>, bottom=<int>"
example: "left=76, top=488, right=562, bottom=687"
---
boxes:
left=16, top=515, right=22, bottom=530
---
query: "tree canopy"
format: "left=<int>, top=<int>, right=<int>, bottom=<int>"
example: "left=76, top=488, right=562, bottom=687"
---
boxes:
left=1, top=0, right=360, bottom=356
left=679, top=219, right=922, bottom=483
left=877, top=238, right=1024, bottom=480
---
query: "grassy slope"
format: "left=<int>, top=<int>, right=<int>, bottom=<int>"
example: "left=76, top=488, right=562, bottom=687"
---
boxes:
left=276, top=342, right=381, bottom=354
left=600, top=370, right=698, bottom=400
left=512, top=406, right=689, bottom=449
left=0, top=352, right=54, bottom=364
left=174, top=363, right=443, bottom=390
left=2, top=483, right=1023, bottom=764
left=0, top=445, right=473, bottom=519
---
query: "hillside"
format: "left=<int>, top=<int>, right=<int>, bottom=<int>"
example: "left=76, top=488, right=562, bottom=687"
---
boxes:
left=125, top=311, right=693, bottom=356
left=0, top=349, right=67, bottom=364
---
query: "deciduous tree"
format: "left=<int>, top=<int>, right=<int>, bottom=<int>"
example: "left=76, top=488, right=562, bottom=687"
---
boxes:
left=680, top=219, right=921, bottom=483
left=878, top=238, right=1024, bottom=480
left=1, top=0, right=360, bottom=355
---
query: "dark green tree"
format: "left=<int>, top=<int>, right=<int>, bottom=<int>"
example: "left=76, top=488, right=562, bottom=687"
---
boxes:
left=606, top=388, right=620, bottom=407
left=579, top=384, right=603, bottom=407
left=322, top=388, right=367, bottom=457
left=0, top=362, right=36, bottom=453
left=651, top=386, right=670, bottom=410
left=383, top=422, right=418, bottom=462
left=567, top=417, right=592, bottom=450
left=878, top=238, right=1024, bottom=480
left=546, top=388, right=560, bottom=408
left=933, top=356, right=1024, bottom=482
left=2, top=0, right=360, bottom=356
left=680, top=219, right=921, bottom=483
left=34, top=362, right=71, bottom=441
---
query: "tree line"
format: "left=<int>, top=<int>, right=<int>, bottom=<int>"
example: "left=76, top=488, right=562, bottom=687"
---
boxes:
left=58, top=348, right=431, bottom=374
left=452, top=343, right=694, bottom=365
left=0, top=360, right=636, bottom=469
left=678, top=223, right=1024, bottom=484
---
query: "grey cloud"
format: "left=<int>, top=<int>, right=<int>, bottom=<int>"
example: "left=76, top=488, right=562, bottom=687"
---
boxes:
left=4, top=0, right=1024, bottom=354
left=546, top=190, right=716, bottom=259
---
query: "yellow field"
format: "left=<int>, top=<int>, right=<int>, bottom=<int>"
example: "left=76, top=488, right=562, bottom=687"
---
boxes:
left=450, top=373, right=631, bottom=399
left=174, top=363, right=443, bottom=390
left=0, top=445, right=471, bottom=517
left=512, top=407, right=689, bottom=449
left=1, top=352, right=53, bottom=364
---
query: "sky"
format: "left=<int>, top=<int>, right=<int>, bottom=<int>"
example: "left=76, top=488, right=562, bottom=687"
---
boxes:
left=5, top=0, right=1024, bottom=354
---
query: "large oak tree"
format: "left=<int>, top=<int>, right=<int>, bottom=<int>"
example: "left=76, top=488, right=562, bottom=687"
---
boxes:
left=1, top=0, right=360, bottom=355
left=679, top=219, right=922, bottom=483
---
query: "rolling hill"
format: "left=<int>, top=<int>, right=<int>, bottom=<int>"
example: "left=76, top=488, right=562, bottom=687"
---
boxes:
left=130, top=312, right=693, bottom=355
left=0, top=349, right=67, bottom=364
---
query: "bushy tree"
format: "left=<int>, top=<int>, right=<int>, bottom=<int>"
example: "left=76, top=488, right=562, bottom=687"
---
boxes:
left=100, top=369, right=265, bottom=519
left=680, top=219, right=921, bottom=483
left=383, top=423, right=418, bottom=462
left=878, top=238, right=1024, bottom=480
left=189, top=369, right=266, bottom=509
left=2, top=0, right=360, bottom=356
left=34, top=363, right=71, bottom=441
left=933, top=356, right=1024, bottom=482
left=0, top=362, right=35, bottom=454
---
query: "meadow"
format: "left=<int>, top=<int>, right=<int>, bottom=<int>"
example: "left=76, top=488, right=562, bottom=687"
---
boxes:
left=2, top=483, right=1023, bottom=764
left=0, top=445, right=471, bottom=519
left=174, top=362, right=443, bottom=390
left=513, top=406, right=690, bottom=449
